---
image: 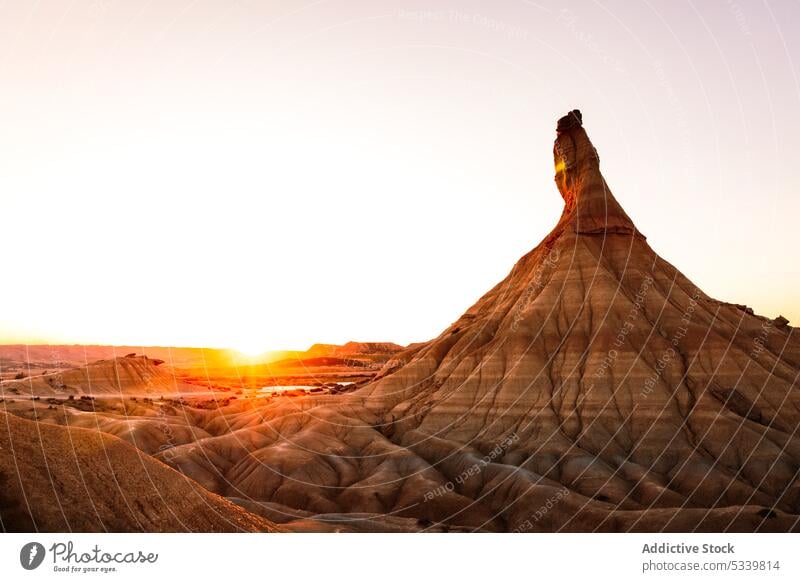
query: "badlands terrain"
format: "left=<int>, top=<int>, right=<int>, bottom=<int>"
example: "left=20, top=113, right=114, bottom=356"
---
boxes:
left=1, top=111, right=799, bottom=533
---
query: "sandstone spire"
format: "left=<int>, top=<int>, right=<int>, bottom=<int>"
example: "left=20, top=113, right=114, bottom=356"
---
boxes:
left=552, top=109, right=639, bottom=237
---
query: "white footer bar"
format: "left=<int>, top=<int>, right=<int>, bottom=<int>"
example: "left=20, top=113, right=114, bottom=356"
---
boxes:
left=1, top=533, right=796, bottom=581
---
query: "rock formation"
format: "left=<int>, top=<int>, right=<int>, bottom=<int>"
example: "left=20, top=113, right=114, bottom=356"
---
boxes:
left=155, top=111, right=800, bottom=531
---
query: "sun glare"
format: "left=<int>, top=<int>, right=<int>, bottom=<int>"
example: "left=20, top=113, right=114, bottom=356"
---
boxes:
left=233, top=344, right=266, bottom=358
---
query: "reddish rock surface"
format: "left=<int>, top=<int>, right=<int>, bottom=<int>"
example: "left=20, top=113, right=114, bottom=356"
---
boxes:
left=155, top=112, right=800, bottom=531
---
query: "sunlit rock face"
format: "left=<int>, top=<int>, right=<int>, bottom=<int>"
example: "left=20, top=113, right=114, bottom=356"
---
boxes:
left=552, top=109, right=637, bottom=235
left=157, top=112, right=800, bottom=532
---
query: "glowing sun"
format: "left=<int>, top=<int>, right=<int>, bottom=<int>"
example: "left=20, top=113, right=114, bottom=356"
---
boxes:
left=232, top=342, right=267, bottom=358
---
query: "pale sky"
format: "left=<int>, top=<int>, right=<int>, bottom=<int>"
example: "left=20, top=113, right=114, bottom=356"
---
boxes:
left=1, top=0, right=798, bottom=354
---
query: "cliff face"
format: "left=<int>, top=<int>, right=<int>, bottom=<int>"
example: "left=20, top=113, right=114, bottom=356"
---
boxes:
left=157, top=111, right=800, bottom=532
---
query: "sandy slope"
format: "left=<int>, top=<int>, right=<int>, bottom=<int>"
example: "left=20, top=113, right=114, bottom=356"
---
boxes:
left=0, top=411, right=278, bottom=532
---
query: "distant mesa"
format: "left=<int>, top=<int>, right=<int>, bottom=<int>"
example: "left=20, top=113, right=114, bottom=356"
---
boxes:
left=269, top=341, right=406, bottom=370
left=304, top=342, right=405, bottom=357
